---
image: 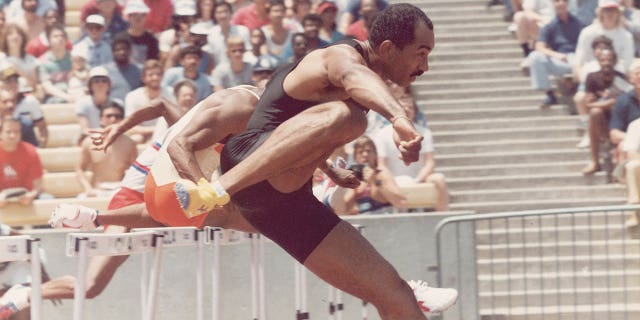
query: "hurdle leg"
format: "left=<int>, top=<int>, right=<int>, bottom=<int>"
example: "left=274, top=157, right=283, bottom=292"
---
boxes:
left=211, top=228, right=221, bottom=320
left=258, top=234, right=266, bottom=320
left=327, top=286, right=335, bottom=320
left=73, top=238, right=89, bottom=320
left=294, top=262, right=301, bottom=320
left=145, top=234, right=164, bottom=320
left=140, top=252, right=150, bottom=320
left=196, top=230, right=205, bottom=320
left=335, top=289, right=343, bottom=320
left=249, top=234, right=259, bottom=320
left=28, top=239, right=42, bottom=320
left=301, top=264, right=308, bottom=320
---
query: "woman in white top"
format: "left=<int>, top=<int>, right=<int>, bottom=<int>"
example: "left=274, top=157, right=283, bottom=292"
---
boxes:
left=261, top=0, right=293, bottom=58
left=195, top=0, right=216, bottom=31
left=207, top=1, right=252, bottom=69
left=1, top=24, right=37, bottom=88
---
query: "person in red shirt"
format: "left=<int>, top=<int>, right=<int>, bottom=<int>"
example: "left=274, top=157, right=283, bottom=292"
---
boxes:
left=231, top=0, right=270, bottom=30
left=0, top=117, right=45, bottom=207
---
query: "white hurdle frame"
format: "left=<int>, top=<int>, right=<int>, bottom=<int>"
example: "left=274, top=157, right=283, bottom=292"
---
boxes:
left=131, top=227, right=204, bottom=320
left=66, top=231, right=163, bottom=320
left=0, top=235, right=42, bottom=320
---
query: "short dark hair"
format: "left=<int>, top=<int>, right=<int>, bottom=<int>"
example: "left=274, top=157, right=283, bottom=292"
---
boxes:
left=100, top=102, right=125, bottom=117
left=45, top=23, right=67, bottom=40
left=111, top=33, right=132, bottom=50
left=0, top=116, right=20, bottom=132
left=173, top=79, right=197, bottom=96
left=302, top=13, right=322, bottom=27
left=368, top=3, right=433, bottom=50
left=267, top=0, right=285, bottom=12
left=180, top=45, right=203, bottom=59
left=591, top=35, right=614, bottom=50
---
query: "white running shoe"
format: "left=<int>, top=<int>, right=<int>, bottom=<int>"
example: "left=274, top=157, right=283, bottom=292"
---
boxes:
left=576, top=134, right=590, bottom=149
left=407, top=280, right=458, bottom=314
left=49, top=203, right=98, bottom=230
left=0, top=284, right=30, bottom=319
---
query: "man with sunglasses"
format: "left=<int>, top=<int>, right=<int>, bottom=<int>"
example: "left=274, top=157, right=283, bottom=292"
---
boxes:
left=76, top=101, right=137, bottom=199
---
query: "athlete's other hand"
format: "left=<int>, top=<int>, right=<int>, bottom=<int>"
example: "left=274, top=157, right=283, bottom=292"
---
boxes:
left=392, top=117, right=423, bottom=165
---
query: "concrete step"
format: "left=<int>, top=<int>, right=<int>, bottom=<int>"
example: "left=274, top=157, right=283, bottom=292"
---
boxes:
left=426, top=4, right=497, bottom=16
left=437, top=21, right=511, bottom=34
left=423, top=65, right=522, bottom=80
left=449, top=197, right=626, bottom=214
left=423, top=105, right=566, bottom=121
left=428, top=115, right=578, bottom=132
left=403, top=0, right=487, bottom=8
left=436, top=39, right=516, bottom=51
left=435, top=137, right=581, bottom=154
left=415, top=77, right=530, bottom=91
left=430, top=12, right=505, bottom=26
left=432, top=125, right=578, bottom=143
left=426, top=57, right=522, bottom=72
left=436, top=30, right=514, bottom=43
left=480, top=304, right=640, bottom=320
left=476, top=239, right=640, bottom=259
left=437, top=161, right=589, bottom=178
left=431, top=47, right=521, bottom=62
left=417, top=85, right=533, bottom=100
left=451, top=185, right=625, bottom=203
left=436, top=149, right=589, bottom=167
left=446, top=172, right=607, bottom=190
left=423, top=95, right=541, bottom=109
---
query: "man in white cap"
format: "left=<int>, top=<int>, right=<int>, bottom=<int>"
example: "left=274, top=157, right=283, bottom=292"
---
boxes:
left=74, top=14, right=115, bottom=68
left=117, top=0, right=159, bottom=66
left=75, top=66, right=117, bottom=136
left=158, top=0, right=197, bottom=65
left=164, top=21, right=215, bottom=74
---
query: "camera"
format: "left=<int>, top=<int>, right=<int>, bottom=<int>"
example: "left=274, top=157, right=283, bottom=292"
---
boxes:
left=348, top=163, right=367, bottom=181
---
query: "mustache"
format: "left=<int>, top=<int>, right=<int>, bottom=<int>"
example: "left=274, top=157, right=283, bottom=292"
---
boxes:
left=411, top=71, right=424, bottom=77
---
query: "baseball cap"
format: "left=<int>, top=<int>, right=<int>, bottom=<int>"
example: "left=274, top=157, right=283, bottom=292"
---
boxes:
left=89, top=66, right=110, bottom=80
left=253, top=55, right=278, bottom=72
left=598, top=0, right=621, bottom=8
left=189, top=22, right=210, bottom=35
left=175, top=0, right=197, bottom=16
left=124, top=0, right=150, bottom=16
left=0, top=66, right=19, bottom=81
left=85, top=14, right=106, bottom=26
left=316, top=0, right=338, bottom=14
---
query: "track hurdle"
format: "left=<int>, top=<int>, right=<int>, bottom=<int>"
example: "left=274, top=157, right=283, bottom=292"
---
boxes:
left=66, top=231, right=163, bottom=320
left=131, top=227, right=204, bottom=320
left=0, top=235, right=42, bottom=320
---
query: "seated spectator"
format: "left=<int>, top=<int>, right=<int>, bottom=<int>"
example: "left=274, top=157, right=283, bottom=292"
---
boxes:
left=287, top=0, right=312, bottom=32
left=5, top=0, right=57, bottom=18
left=0, top=117, right=49, bottom=208
left=124, top=59, right=173, bottom=144
left=76, top=102, right=137, bottom=199
left=143, top=0, right=174, bottom=34
left=75, top=66, right=116, bottom=137
left=1, top=24, right=38, bottom=89
left=345, top=0, right=379, bottom=41
left=0, top=85, right=47, bottom=147
left=332, top=135, right=407, bottom=215
left=316, top=0, right=344, bottom=43
left=161, top=45, right=212, bottom=102
left=232, top=0, right=270, bottom=30
left=610, top=60, right=640, bottom=154
left=581, top=48, right=631, bottom=175
left=514, top=0, right=554, bottom=58
left=74, top=15, right=114, bottom=69
left=207, top=1, right=252, bottom=68
left=262, top=0, right=294, bottom=58
left=288, top=32, right=308, bottom=62
left=25, top=9, right=72, bottom=58
left=165, top=22, right=215, bottom=74
left=615, top=117, right=640, bottom=228
left=280, top=13, right=329, bottom=61
left=149, top=79, right=199, bottom=142
left=575, top=0, right=634, bottom=74
left=79, top=0, right=128, bottom=43
left=104, top=34, right=142, bottom=102
left=526, top=0, right=583, bottom=108
left=37, top=24, right=73, bottom=103
left=158, top=0, right=196, bottom=65
left=118, top=0, right=159, bottom=67
left=211, top=37, right=254, bottom=91
left=251, top=54, right=278, bottom=87
left=570, top=0, right=598, bottom=26
left=6, top=0, right=46, bottom=41
left=373, top=93, right=449, bottom=211
left=68, top=46, right=91, bottom=100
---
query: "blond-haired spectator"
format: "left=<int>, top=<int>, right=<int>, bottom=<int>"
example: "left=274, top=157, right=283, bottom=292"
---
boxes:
left=211, top=36, right=254, bottom=91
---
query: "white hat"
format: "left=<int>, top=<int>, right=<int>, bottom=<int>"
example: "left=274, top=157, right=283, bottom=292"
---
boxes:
left=89, top=66, right=110, bottom=79
left=174, top=0, right=197, bottom=16
left=598, top=0, right=621, bottom=8
left=189, top=22, right=210, bottom=35
left=85, top=14, right=106, bottom=26
left=70, top=45, right=89, bottom=60
left=124, top=0, right=150, bottom=16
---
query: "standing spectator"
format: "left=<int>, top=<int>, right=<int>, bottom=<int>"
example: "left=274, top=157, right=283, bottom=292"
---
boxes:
left=609, top=60, right=640, bottom=154
left=143, top=0, right=174, bottom=34
left=207, top=1, right=252, bottom=69
left=158, top=0, right=196, bottom=65
left=76, top=102, right=137, bottom=199
left=280, top=13, right=328, bottom=60
left=119, top=0, right=159, bottom=67
left=337, top=0, right=387, bottom=33
left=38, top=24, right=73, bottom=103
left=195, top=0, right=216, bottom=31
left=374, top=93, right=449, bottom=211
left=527, top=0, right=583, bottom=108
left=161, top=46, right=212, bottom=102
left=74, top=15, right=114, bottom=69
left=316, top=0, right=344, bottom=43
left=165, top=22, right=215, bottom=74
left=581, top=49, right=631, bottom=174
left=232, top=0, right=270, bottom=30
left=514, top=0, right=554, bottom=57
left=124, top=59, right=173, bottom=144
left=575, top=0, right=634, bottom=73
left=6, top=0, right=46, bottom=41
left=262, top=0, right=294, bottom=58
left=0, top=117, right=46, bottom=207
left=211, top=36, right=254, bottom=91
left=1, top=24, right=38, bottom=88
left=345, top=0, right=379, bottom=41
left=25, top=9, right=71, bottom=58
left=80, top=0, right=128, bottom=43
left=0, top=83, right=47, bottom=147
left=75, top=66, right=114, bottom=136
left=104, top=34, right=142, bottom=102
